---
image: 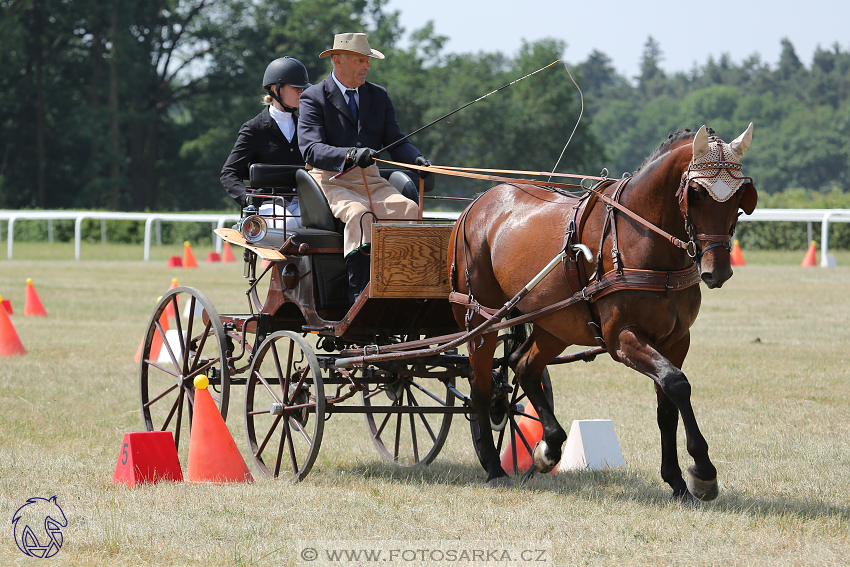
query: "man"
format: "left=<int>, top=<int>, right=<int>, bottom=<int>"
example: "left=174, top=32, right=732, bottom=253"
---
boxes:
left=221, top=56, right=311, bottom=228
left=298, top=32, right=431, bottom=304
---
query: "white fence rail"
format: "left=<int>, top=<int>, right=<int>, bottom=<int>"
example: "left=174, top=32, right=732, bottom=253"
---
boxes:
left=0, top=211, right=240, bottom=260
left=1, top=208, right=849, bottom=266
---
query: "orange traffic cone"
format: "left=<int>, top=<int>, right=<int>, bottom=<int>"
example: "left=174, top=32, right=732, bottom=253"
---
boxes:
left=164, top=279, right=179, bottom=318
left=135, top=298, right=170, bottom=363
left=0, top=295, right=26, bottom=356
left=183, top=241, right=198, bottom=268
left=186, top=375, right=253, bottom=484
left=730, top=240, right=746, bottom=266
left=801, top=241, right=817, bottom=267
left=500, top=403, right=543, bottom=474
left=221, top=241, right=236, bottom=263
left=24, top=278, right=47, bottom=317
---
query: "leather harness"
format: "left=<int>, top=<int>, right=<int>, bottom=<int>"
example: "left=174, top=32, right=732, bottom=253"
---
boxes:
left=449, top=175, right=707, bottom=350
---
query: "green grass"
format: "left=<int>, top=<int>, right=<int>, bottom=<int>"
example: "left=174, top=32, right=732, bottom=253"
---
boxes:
left=1, top=247, right=849, bottom=565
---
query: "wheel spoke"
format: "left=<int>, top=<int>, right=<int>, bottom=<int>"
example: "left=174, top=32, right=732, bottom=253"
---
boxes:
left=144, top=382, right=179, bottom=408
left=173, top=387, right=185, bottom=450
left=257, top=414, right=282, bottom=455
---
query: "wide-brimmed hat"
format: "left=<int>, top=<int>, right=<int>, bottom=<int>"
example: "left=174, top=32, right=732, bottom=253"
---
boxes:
left=319, top=33, right=385, bottom=59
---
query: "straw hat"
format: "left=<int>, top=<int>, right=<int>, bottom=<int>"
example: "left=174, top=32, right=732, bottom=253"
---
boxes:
left=320, top=33, right=385, bottom=59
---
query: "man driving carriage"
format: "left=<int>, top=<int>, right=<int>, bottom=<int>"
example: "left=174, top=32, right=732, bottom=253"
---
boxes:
left=220, top=56, right=311, bottom=228
left=298, top=32, right=432, bottom=304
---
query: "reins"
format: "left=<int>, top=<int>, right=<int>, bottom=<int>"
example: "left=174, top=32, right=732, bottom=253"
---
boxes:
left=380, top=157, right=698, bottom=256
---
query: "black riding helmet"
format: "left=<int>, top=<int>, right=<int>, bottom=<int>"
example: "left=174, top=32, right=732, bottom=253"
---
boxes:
left=263, top=57, right=311, bottom=112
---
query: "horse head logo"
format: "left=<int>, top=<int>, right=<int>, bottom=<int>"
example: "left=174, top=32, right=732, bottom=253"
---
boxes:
left=12, top=496, right=67, bottom=558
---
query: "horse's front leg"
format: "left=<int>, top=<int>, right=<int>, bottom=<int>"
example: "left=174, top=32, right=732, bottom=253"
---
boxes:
left=615, top=327, right=718, bottom=501
left=469, top=331, right=511, bottom=486
left=515, top=327, right=568, bottom=473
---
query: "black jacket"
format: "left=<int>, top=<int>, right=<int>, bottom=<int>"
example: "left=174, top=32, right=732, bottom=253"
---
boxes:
left=298, top=73, right=421, bottom=172
left=220, top=106, right=304, bottom=206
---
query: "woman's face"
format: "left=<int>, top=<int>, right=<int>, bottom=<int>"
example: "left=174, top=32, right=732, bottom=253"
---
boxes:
left=280, top=84, right=303, bottom=108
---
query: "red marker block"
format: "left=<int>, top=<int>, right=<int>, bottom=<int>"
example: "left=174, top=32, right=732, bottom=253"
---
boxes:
left=113, top=431, right=183, bottom=486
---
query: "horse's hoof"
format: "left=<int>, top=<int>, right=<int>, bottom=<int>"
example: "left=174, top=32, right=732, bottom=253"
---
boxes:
left=487, top=476, right=513, bottom=489
left=532, top=441, right=557, bottom=474
left=686, top=469, right=719, bottom=502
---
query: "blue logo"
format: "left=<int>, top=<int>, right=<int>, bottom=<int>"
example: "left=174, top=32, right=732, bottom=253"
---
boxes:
left=12, top=496, right=67, bottom=558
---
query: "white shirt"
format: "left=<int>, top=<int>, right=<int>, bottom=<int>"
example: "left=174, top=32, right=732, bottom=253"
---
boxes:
left=268, top=105, right=295, bottom=142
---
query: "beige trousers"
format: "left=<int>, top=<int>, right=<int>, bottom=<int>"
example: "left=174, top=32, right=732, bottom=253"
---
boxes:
left=310, top=164, right=419, bottom=257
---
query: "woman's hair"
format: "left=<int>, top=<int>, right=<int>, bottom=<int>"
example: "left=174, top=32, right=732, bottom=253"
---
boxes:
left=262, top=87, right=273, bottom=106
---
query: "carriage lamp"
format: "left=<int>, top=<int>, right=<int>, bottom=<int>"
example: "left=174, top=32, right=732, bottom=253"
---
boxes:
left=240, top=215, right=268, bottom=243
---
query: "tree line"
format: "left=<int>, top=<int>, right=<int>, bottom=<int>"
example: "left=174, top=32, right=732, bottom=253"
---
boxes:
left=2, top=0, right=849, bottom=212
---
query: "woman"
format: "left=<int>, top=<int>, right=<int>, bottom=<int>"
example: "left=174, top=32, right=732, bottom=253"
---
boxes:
left=220, top=56, right=311, bottom=228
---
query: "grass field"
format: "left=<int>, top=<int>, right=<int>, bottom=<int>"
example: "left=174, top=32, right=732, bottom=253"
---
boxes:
left=1, top=244, right=849, bottom=566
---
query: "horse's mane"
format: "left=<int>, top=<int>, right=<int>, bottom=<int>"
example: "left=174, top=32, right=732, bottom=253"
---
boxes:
left=634, top=127, right=716, bottom=175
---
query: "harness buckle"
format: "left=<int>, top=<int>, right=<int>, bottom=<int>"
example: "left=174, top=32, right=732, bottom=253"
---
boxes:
left=685, top=240, right=698, bottom=259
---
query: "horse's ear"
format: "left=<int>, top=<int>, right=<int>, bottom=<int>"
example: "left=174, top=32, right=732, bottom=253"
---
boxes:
left=730, top=122, right=754, bottom=158
left=739, top=182, right=757, bottom=215
left=693, top=125, right=710, bottom=161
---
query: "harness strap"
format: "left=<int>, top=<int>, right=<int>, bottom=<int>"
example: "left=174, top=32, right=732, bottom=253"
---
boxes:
left=449, top=264, right=701, bottom=327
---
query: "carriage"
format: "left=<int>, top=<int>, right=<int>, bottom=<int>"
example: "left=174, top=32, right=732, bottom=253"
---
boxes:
left=137, top=163, right=557, bottom=482
left=138, top=123, right=757, bottom=499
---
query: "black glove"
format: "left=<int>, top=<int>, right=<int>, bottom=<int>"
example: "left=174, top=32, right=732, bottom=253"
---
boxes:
left=349, top=147, right=376, bottom=168
left=415, top=156, right=432, bottom=179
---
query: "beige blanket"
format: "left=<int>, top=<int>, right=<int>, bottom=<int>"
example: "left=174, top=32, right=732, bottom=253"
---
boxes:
left=310, top=164, right=419, bottom=257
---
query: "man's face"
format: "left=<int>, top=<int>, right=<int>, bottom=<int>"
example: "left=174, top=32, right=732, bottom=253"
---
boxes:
left=333, top=53, right=370, bottom=88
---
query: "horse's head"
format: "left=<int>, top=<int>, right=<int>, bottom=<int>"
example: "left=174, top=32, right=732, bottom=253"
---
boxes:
left=677, top=124, right=758, bottom=288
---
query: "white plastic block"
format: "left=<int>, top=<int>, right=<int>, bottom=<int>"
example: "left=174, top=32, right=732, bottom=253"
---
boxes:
left=182, top=298, right=205, bottom=319
left=157, top=329, right=188, bottom=363
left=557, top=419, right=626, bottom=472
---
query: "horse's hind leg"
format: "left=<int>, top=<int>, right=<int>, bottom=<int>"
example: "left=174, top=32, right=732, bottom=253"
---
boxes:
left=615, top=327, right=718, bottom=501
left=469, top=331, right=510, bottom=486
left=515, top=327, right=568, bottom=473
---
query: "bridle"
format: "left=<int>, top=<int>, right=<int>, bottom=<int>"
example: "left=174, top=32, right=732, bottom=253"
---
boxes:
left=675, top=136, right=753, bottom=260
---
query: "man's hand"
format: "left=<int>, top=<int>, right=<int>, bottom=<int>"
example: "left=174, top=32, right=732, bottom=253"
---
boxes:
left=415, top=156, right=432, bottom=179
left=351, top=147, right=376, bottom=168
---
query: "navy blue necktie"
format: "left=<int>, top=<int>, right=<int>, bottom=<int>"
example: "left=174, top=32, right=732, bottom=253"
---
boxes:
left=346, top=89, right=358, bottom=123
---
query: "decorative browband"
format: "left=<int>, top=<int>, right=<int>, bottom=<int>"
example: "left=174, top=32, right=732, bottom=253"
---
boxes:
left=688, top=161, right=743, bottom=171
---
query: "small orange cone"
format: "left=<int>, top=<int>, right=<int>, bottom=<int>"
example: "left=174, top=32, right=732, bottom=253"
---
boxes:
left=801, top=241, right=817, bottom=267
left=166, top=256, right=183, bottom=268
left=0, top=295, right=26, bottom=357
left=164, top=279, right=179, bottom=318
left=186, top=375, right=253, bottom=484
left=183, top=241, right=198, bottom=268
left=221, top=241, right=236, bottom=263
left=500, top=403, right=543, bottom=474
left=730, top=240, right=746, bottom=266
left=206, top=251, right=221, bottom=263
left=135, top=297, right=169, bottom=363
left=24, top=278, right=48, bottom=317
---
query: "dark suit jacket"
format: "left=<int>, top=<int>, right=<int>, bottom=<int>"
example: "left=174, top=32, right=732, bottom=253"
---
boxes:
left=220, top=106, right=303, bottom=205
left=298, top=73, right=421, bottom=172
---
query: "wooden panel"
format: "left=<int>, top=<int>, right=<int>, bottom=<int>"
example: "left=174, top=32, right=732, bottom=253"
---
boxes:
left=370, top=224, right=453, bottom=298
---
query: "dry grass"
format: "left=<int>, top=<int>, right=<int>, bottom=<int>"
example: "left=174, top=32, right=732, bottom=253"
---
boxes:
left=1, top=245, right=849, bottom=566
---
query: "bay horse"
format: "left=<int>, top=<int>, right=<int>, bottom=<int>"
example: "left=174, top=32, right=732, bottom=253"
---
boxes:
left=448, top=124, right=757, bottom=500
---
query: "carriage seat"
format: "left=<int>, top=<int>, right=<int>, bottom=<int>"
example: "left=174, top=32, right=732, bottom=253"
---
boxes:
left=294, top=167, right=434, bottom=233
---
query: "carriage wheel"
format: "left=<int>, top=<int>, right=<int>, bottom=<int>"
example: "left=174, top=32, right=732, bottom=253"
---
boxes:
left=362, top=366, right=456, bottom=467
left=469, top=333, right=554, bottom=472
left=245, top=331, right=325, bottom=482
left=139, top=287, right=231, bottom=459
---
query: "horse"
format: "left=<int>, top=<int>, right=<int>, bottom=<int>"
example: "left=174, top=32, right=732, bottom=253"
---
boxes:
left=448, top=124, right=758, bottom=500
